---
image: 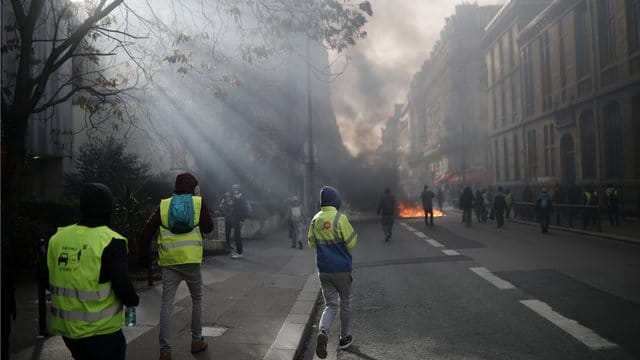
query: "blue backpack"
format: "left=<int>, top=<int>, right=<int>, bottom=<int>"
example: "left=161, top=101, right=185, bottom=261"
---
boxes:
left=168, top=194, right=195, bottom=234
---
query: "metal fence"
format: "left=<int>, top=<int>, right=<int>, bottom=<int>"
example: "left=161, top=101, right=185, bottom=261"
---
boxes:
left=511, top=202, right=602, bottom=232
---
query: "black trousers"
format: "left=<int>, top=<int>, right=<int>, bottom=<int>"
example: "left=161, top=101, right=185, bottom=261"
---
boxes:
left=424, top=207, right=434, bottom=226
left=63, top=330, right=126, bottom=360
left=381, top=215, right=394, bottom=236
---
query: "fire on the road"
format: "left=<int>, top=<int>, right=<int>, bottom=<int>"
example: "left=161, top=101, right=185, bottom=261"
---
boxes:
left=397, top=201, right=445, bottom=218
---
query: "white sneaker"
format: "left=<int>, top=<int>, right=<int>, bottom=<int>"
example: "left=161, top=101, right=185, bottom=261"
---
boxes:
left=231, top=253, right=244, bottom=259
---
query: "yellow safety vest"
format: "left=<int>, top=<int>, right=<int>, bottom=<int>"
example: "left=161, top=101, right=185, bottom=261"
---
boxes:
left=158, top=195, right=203, bottom=266
left=47, top=225, right=126, bottom=339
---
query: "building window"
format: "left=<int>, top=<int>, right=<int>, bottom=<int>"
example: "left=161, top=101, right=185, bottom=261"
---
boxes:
left=509, top=28, right=515, bottom=68
left=527, top=129, right=538, bottom=179
left=579, top=110, right=597, bottom=179
left=628, top=0, right=640, bottom=53
left=543, top=124, right=556, bottom=177
left=501, top=83, right=507, bottom=127
left=495, top=140, right=500, bottom=181
left=627, top=0, right=640, bottom=74
left=503, top=136, right=510, bottom=181
left=559, top=20, right=567, bottom=103
left=490, top=47, right=496, bottom=85
left=511, top=77, right=518, bottom=123
left=598, top=0, right=617, bottom=85
left=523, top=45, right=534, bottom=117
left=575, top=1, right=592, bottom=95
left=598, top=1, right=617, bottom=67
left=499, top=38, right=505, bottom=78
left=513, top=133, right=520, bottom=180
left=540, top=31, right=553, bottom=112
left=492, top=88, right=498, bottom=129
left=603, top=102, right=623, bottom=178
left=633, top=94, right=640, bottom=176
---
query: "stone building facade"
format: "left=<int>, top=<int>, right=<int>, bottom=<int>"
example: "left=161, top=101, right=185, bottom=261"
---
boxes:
left=486, top=0, right=640, bottom=207
left=411, top=4, right=500, bottom=193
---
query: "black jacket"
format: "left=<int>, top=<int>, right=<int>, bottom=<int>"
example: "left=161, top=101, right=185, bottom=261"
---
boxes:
left=377, top=193, right=396, bottom=216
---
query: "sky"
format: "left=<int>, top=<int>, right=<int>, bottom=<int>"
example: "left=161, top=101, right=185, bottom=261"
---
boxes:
left=331, top=0, right=506, bottom=156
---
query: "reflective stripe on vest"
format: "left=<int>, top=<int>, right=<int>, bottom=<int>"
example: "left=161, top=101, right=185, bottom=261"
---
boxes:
left=47, top=225, right=126, bottom=339
left=50, top=285, right=112, bottom=301
left=51, top=303, right=122, bottom=322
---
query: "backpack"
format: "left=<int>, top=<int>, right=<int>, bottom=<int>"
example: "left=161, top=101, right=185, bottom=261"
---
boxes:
left=168, top=194, right=196, bottom=234
left=291, top=205, right=302, bottom=221
left=539, top=197, right=550, bottom=209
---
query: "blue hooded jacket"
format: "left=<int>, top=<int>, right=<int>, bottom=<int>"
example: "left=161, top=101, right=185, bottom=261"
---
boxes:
left=309, top=186, right=357, bottom=273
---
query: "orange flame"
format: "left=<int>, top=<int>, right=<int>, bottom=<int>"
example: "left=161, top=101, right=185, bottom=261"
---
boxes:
left=397, top=202, right=445, bottom=218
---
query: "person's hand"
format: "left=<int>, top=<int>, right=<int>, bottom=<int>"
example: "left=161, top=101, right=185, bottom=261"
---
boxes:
left=194, top=185, right=201, bottom=196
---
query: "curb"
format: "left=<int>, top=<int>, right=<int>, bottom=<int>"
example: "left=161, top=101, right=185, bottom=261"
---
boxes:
left=507, top=218, right=640, bottom=245
left=262, top=273, right=321, bottom=360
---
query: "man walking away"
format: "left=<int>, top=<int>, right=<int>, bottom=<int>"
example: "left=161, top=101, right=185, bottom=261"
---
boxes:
left=377, top=188, right=396, bottom=241
left=139, top=173, right=213, bottom=360
left=48, top=183, right=139, bottom=360
left=493, top=187, right=507, bottom=228
left=286, top=196, right=305, bottom=249
left=504, top=189, right=513, bottom=219
left=460, top=187, right=475, bottom=228
left=229, top=184, right=250, bottom=259
left=605, top=184, right=620, bottom=226
left=309, top=186, right=357, bottom=359
left=218, top=192, right=233, bottom=251
left=582, top=186, right=599, bottom=229
left=535, top=187, right=553, bottom=233
left=420, top=185, right=436, bottom=228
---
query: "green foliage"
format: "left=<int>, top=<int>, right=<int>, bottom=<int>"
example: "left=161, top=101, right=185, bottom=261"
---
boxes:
left=66, top=136, right=150, bottom=197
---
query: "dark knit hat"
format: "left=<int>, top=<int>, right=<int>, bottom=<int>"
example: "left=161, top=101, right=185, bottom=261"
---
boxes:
left=80, top=183, right=113, bottom=225
left=174, top=173, right=198, bottom=195
left=320, top=185, right=341, bottom=210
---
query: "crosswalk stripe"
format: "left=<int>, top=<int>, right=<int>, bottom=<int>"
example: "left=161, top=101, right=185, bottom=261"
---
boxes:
left=414, top=232, right=428, bottom=238
left=442, top=249, right=460, bottom=256
left=469, top=267, right=515, bottom=290
left=520, top=299, right=617, bottom=350
left=424, top=239, right=444, bottom=248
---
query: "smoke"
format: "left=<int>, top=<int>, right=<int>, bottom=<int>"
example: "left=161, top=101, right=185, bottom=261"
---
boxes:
left=332, top=0, right=506, bottom=157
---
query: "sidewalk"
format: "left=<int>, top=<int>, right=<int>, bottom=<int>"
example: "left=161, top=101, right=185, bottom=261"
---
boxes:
left=8, top=228, right=321, bottom=360
left=447, top=209, right=640, bottom=245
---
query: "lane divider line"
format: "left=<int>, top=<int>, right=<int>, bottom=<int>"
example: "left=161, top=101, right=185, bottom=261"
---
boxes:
left=414, top=231, right=428, bottom=239
left=520, top=299, right=617, bottom=350
left=469, top=267, right=515, bottom=290
left=424, top=239, right=444, bottom=248
left=442, top=249, right=460, bottom=256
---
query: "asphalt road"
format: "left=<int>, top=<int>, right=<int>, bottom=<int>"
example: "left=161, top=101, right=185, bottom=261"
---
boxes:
left=300, top=213, right=640, bottom=360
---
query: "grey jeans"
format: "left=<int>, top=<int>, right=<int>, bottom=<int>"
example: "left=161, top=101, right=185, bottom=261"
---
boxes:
left=318, top=272, right=352, bottom=338
left=159, top=264, right=203, bottom=352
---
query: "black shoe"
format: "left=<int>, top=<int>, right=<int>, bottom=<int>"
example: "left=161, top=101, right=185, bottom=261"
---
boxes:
left=339, top=335, right=353, bottom=350
left=316, top=331, right=328, bottom=359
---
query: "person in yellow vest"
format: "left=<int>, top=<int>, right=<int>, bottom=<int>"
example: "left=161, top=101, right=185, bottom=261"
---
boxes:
left=582, top=186, right=599, bottom=229
left=308, top=186, right=357, bottom=359
left=139, top=173, right=213, bottom=360
left=47, top=183, right=139, bottom=360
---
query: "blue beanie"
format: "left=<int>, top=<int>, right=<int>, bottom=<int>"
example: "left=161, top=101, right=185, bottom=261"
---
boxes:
left=320, top=186, right=341, bottom=209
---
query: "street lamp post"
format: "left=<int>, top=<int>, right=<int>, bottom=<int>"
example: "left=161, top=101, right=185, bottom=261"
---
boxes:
left=306, top=36, right=317, bottom=213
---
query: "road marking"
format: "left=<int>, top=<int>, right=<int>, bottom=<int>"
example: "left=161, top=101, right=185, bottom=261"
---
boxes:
left=469, top=267, right=515, bottom=290
left=405, top=226, right=416, bottom=232
left=520, top=299, right=617, bottom=350
left=442, top=249, right=460, bottom=256
left=414, top=231, right=428, bottom=238
left=424, top=239, right=444, bottom=248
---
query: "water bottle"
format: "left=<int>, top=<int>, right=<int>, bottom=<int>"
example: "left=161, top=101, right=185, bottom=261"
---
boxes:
left=125, top=306, right=136, bottom=327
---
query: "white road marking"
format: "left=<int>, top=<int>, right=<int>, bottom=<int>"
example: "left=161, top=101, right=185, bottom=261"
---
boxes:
left=424, top=239, right=444, bottom=248
left=469, top=267, right=515, bottom=290
left=405, top=226, right=416, bottom=232
left=414, top=231, right=428, bottom=238
left=520, top=299, right=617, bottom=350
left=442, top=249, right=460, bottom=256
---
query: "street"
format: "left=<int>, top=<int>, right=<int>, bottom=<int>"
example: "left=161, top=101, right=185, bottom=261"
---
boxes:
left=301, top=213, right=640, bottom=360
